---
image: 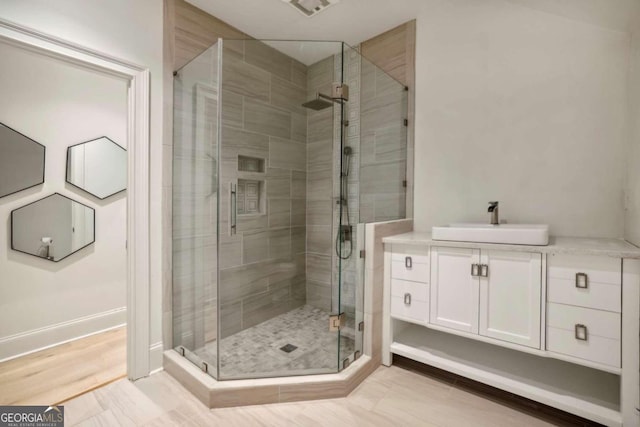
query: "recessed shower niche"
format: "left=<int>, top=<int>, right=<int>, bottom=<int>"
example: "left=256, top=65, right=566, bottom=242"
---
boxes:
left=11, top=193, right=95, bottom=262
left=237, top=155, right=266, bottom=215
left=237, top=179, right=264, bottom=215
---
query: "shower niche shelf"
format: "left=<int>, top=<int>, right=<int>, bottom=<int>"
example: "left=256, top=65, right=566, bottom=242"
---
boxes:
left=238, top=155, right=265, bottom=173
left=237, top=178, right=264, bottom=215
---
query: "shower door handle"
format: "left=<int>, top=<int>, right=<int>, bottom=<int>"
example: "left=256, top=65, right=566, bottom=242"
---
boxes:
left=230, top=182, right=237, bottom=236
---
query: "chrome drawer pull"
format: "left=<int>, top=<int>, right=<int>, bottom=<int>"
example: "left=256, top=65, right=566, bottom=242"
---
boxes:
left=575, top=272, right=588, bottom=289
left=471, top=264, right=479, bottom=277
left=405, top=256, right=412, bottom=269
left=480, top=264, right=489, bottom=277
left=574, top=324, right=588, bottom=341
left=404, top=293, right=411, bottom=305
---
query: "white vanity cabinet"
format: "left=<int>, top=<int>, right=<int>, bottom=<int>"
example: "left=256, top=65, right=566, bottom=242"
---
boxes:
left=429, top=247, right=542, bottom=348
left=382, top=233, right=640, bottom=426
left=479, top=250, right=542, bottom=348
left=546, top=253, right=622, bottom=368
left=390, top=249, right=429, bottom=324
left=429, top=247, right=480, bottom=333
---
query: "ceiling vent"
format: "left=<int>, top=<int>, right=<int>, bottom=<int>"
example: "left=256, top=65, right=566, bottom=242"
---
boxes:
left=282, top=0, right=340, bottom=17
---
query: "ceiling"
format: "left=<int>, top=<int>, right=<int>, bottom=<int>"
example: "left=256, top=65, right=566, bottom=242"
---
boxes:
left=185, top=0, right=422, bottom=64
left=186, top=0, right=640, bottom=64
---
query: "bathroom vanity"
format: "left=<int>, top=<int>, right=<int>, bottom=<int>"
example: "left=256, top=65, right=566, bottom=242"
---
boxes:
left=382, top=232, right=640, bottom=426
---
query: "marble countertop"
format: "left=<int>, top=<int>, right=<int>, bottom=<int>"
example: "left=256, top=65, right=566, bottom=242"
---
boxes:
left=383, top=231, right=640, bottom=259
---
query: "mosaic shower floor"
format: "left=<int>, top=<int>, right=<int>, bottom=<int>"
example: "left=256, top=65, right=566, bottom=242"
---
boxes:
left=196, top=305, right=356, bottom=379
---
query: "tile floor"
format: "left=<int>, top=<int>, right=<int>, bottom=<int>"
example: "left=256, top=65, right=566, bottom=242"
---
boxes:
left=63, top=365, right=560, bottom=426
left=194, top=305, right=356, bottom=379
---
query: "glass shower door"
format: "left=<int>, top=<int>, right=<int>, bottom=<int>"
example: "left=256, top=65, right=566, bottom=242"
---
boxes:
left=172, top=41, right=220, bottom=378
left=216, top=39, right=345, bottom=379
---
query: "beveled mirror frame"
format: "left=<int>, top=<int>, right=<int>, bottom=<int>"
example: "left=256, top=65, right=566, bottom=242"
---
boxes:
left=0, top=18, right=151, bottom=380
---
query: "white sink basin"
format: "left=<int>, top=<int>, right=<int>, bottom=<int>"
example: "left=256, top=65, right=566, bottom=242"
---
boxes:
left=432, top=223, right=549, bottom=246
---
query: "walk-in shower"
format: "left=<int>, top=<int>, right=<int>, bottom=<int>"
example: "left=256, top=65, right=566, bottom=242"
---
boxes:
left=172, top=39, right=407, bottom=380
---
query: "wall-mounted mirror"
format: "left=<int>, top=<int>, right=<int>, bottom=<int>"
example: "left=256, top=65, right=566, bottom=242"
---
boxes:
left=0, top=122, right=46, bottom=199
left=11, top=193, right=95, bottom=262
left=66, top=136, right=126, bottom=199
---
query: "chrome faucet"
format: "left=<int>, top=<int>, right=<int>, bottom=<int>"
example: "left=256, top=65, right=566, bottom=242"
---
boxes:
left=488, top=201, right=499, bottom=225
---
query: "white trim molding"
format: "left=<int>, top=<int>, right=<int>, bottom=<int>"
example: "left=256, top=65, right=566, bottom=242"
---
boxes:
left=0, top=308, right=126, bottom=363
left=0, top=18, right=152, bottom=380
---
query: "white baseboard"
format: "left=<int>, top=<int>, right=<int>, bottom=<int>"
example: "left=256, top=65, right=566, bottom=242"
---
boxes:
left=0, top=307, right=126, bottom=362
left=149, top=341, right=164, bottom=373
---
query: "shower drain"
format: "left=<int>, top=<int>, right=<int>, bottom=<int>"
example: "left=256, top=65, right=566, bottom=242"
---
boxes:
left=280, top=344, right=298, bottom=353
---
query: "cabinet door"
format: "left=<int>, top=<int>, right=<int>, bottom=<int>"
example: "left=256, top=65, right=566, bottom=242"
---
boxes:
left=479, top=250, right=542, bottom=348
left=430, top=247, right=480, bottom=333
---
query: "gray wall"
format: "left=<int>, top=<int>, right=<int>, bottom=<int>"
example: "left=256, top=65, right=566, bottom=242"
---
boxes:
left=413, top=0, right=629, bottom=237
left=626, top=26, right=640, bottom=247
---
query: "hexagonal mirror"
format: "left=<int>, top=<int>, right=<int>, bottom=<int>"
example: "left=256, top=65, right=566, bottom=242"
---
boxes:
left=66, top=136, right=126, bottom=199
left=11, top=193, right=95, bottom=262
left=0, top=122, right=46, bottom=199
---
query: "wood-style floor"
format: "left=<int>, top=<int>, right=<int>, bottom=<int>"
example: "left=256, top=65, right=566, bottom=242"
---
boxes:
left=62, top=364, right=562, bottom=427
left=0, top=327, right=126, bottom=406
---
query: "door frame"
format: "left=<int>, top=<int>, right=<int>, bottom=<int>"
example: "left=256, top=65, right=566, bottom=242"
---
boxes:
left=0, top=18, right=152, bottom=380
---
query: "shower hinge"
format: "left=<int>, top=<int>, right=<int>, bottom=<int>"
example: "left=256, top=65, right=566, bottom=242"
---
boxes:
left=403, top=119, right=408, bottom=126
left=342, top=358, right=351, bottom=369
left=359, top=249, right=365, bottom=259
left=332, top=83, right=349, bottom=101
left=343, top=120, right=350, bottom=127
left=402, top=180, right=407, bottom=188
left=329, top=312, right=346, bottom=331
left=358, top=321, right=365, bottom=331
left=201, top=362, right=209, bottom=373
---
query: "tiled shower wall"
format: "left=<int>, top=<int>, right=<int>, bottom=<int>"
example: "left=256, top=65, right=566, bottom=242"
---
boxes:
left=359, top=58, right=407, bottom=223
left=305, top=56, right=335, bottom=311
left=334, top=48, right=363, bottom=313
left=305, top=47, right=364, bottom=314
left=173, top=46, right=219, bottom=350
left=217, top=40, right=309, bottom=338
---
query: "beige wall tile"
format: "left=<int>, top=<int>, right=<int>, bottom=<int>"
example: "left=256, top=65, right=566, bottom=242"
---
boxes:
left=268, top=228, right=291, bottom=260
left=271, top=75, right=307, bottom=114
left=244, top=99, right=292, bottom=139
left=210, top=385, right=280, bottom=408
left=266, top=167, right=291, bottom=199
left=291, top=199, right=306, bottom=227
left=268, top=199, right=291, bottom=228
left=243, top=230, right=269, bottom=264
left=307, top=225, right=332, bottom=255
left=244, top=40, right=292, bottom=82
left=269, top=137, right=306, bottom=171
left=222, top=55, right=270, bottom=102
left=221, top=89, right=243, bottom=129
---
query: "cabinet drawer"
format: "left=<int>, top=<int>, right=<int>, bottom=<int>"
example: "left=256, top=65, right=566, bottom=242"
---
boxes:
left=546, top=303, right=620, bottom=367
left=392, top=252, right=429, bottom=283
left=390, top=279, right=428, bottom=323
left=547, top=254, right=621, bottom=312
left=547, top=278, right=620, bottom=312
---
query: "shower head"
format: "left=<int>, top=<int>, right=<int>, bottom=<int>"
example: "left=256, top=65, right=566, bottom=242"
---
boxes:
left=302, top=93, right=334, bottom=111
